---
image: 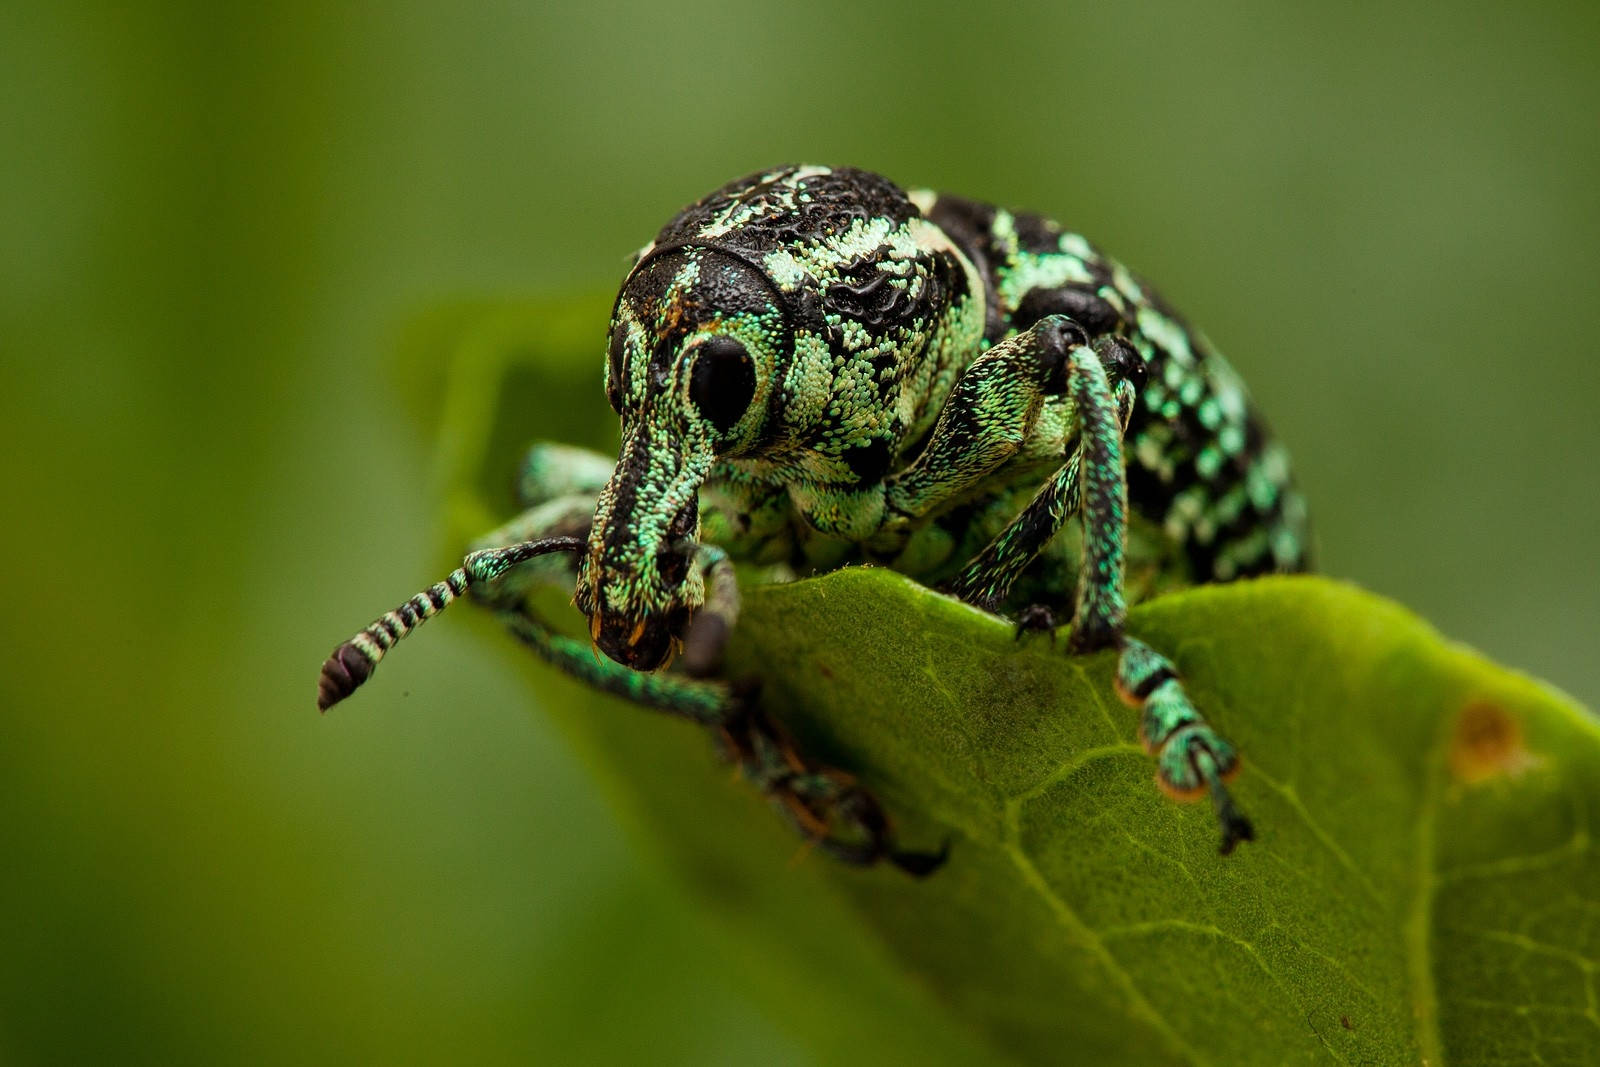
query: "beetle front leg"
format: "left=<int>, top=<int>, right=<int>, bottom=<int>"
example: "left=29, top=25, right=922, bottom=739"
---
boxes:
left=1064, top=339, right=1255, bottom=853
left=491, top=597, right=735, bottom=725
left=492, top=595, right=943, bottom=875
left=881, top=316, right=1089, bottom=522
left=940, top=334, right=1254, bottom=854
left=939, top=363, right=1137, bottom=610
left=515, top=441, right=616, bottom=509
left=667, top=545, right=943, bottom=874
left=1116, top=638, right=1253, bottom=853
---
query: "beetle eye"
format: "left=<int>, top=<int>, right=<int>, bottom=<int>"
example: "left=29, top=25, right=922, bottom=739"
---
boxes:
left=688, top=336, right=755, bottom=433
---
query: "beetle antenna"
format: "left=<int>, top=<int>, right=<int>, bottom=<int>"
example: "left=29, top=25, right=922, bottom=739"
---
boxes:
left=317, top=536, right=582, bottom=711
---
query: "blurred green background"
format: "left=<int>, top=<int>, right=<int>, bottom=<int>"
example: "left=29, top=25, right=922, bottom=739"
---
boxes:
left=3, top=3, right=1597, bottom=1063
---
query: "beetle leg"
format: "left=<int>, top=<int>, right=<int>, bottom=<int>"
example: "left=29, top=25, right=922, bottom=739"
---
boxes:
left=939, top=335, right=1253, bottom=854
left=515, top=441, right=617, bottom=509
left=1012, top=603, right=1060, bottom=642
left=1117, top=638, right=1254, bottom=854
left=881, top=316, right=1087, bottom=524
left=681, top=543, right=739, bottom=677
left=940, top=362, right=1135, bottom=609
left=493, top=600, right=735, bottom=727
left=719, top=702, right=948, bottom=876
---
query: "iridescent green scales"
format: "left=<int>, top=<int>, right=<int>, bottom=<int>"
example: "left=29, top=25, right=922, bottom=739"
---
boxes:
left=319, top=164, right=1309, bottom=868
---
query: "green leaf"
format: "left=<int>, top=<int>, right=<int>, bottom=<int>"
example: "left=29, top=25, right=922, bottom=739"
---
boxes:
left=400, top=296, right=1600, bottom=1066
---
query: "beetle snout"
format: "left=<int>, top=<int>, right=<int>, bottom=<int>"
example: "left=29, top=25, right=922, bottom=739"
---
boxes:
left=592, top=610, right=676, bottom=671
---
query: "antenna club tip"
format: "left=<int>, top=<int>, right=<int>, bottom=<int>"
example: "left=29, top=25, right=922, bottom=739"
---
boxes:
left=317, top=642, right=373, bottom=713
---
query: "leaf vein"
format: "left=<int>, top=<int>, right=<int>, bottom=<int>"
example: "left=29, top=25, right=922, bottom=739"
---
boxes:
left=1404, top=712, right=1451, bottom=1066
left=1003, top=841, right=1210, bottom=1067
left=1436, top=784, right=1591, bottom=887
left=1250, top=766, right=1385, bottom=905
left=1099, top=919, right=1352, bottom=1065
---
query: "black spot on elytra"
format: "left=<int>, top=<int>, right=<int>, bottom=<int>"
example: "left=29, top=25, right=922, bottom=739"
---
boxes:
left=925, top=193, right=996, bottom=243
left=1121, top=338, right=1298, bottom=585
left=1012, top=210, right=1065, bottom=255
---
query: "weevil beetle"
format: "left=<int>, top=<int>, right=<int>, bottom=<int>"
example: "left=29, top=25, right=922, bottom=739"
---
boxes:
left=318, top=164, right=1310, bottom=872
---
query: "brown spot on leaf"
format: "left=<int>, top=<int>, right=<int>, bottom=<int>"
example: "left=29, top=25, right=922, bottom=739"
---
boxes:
left=1340, top=1014, right=1353, bottom=1031
left=1450, top=701, right=1540, bottom=784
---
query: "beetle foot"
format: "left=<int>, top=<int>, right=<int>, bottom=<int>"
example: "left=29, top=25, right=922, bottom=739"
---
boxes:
left=1013, top=603, right=1059, bottom=642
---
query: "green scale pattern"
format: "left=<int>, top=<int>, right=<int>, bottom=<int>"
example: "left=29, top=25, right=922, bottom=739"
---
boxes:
left=907, top=189, right=1311, bottom=590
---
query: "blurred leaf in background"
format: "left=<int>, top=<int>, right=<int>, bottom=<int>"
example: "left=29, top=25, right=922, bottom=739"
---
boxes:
left=2, top=2, right=1597, bottom=1064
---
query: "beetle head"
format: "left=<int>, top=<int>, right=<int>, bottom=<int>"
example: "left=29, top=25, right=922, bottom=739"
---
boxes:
left=576, top=248, right=786, bottom=670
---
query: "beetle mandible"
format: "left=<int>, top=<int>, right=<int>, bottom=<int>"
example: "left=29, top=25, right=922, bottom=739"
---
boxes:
left=318, top=164, right=1311, bottom=873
